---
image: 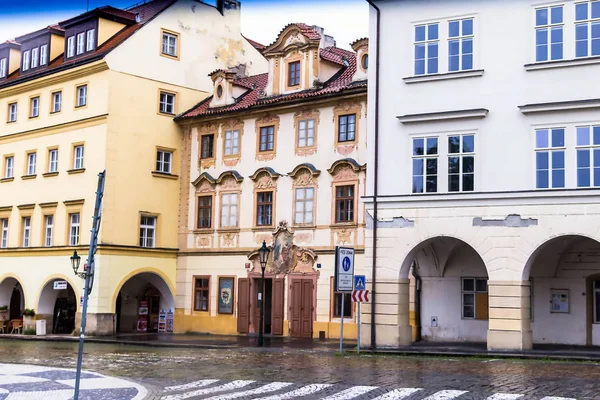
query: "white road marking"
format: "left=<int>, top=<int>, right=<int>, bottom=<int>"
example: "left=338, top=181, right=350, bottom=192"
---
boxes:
left=320, top=385, right=379, bottom=399
left=422, top=390, right=469, bottom=400
left=5, top=389, right=74, bottom=400
left=372, top=388, right=422, bottom=399
left=486, top=395, right=523, bottom=400
left=161, top=380, right=255, bottom=400
left=0, top=375, right=47, bottom=385
left=203, top=382, right=293, bottom=400
left=540, top=398, right=577, bottom=400
left=254, top=383, right=332, bottom=399
left=164, top=379, right=219, bottom=392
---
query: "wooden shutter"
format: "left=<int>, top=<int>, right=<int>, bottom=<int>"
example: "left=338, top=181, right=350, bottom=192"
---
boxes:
left=475, top=292, right=489, bottom=320
left=237, top=278, right=249, bottom=333
left=301, top=279, right=313, bottom=338
left=272, top=278, right=284, bottom=335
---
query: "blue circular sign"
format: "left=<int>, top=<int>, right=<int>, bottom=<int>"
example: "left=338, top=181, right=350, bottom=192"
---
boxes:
left=342, top=256, right=351, bottom=272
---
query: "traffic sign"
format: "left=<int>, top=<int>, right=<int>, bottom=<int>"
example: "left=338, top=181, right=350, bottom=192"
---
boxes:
left=334, top=246, right=355, bottom=292
left=354, top=275, right=366, bottom=291
left=352, top=290, right=369, bottom=302
left=53, top=281, right=68, bottom=290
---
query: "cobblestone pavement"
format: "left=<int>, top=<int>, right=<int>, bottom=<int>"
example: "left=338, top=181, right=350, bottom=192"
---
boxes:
left=1, top=340, right=600, bottom=399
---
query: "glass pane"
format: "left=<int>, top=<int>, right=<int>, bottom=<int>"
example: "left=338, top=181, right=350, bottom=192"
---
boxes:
left=413, top=138, right=424, bottom=156
left=426, top=158, right=437, bottom=175
left=536, top=29, right=548, bottom=46
left=463, top=305, right=475, bottom=319
left=577, top=39, right=589, bottom=57
left=463, top=292, right=475, bottom=305
left=552, top=169, right=565, bottom=188
left=306, top=188, right=314, bottom=199
left=595, top=126, right=600, bottom=145
left=428, top=23, right=439, bottom=40
left=415, top=25, right=426, bottom=41
left=578, top=126, right=590, bottom=146
left=578, top=149, right=591, bottom=168
left=536, top=152, right=549, bottom=169
left=536, top=8, right=548, bottom=26
left=463, top=38, right=473, bottom=54
left=428, top=43, right=438, bottom=58
left=449, top=55, right=459, bottom=72
left=578, top=168, right=591, bottom=187
left=426, top=176, right=437, bottom=193
left=449, top=40, right=460, bottom=56
left=415, top=44, right=425, bottom=59
left=551, top=42, right=563, bottom=60
left=576, top=3, right=588, bottom=21
left=594, top=149, right=600, bottom=167
left=537, top=170, right=549, bottom=188
left=595, top=168, right=600, bottom=187
left=427, top=55, right=438, bottom=74
left=552, top=151, right=565, bottom=169
left=593, top=1, right=600, bottom=19
left=462, top=54, right=473, bottom=70
left=449, top=175, right=460, bottom=192
left=551, top=6, right=563, bottom=24
left=426, top=137, right=438, bottom=155
left=551, top=27, right=563, bottom=43
left=448, top=136, right=460, bottom=154
left=552, top=129, right=564, bottom=147
left=475, top=279, right=487, bottom=292
left=463, top=135, right=475, bottom=152
left=412, top=177, right=423, bottom=193
left=415, top=59, right=425, bottom=75
left=536, top=44, right=548, bottom=62
left=463, top=174, right=474, bottom=191
left=593, top=38, right=600, bottom=55
left=448, top=157, right=459, bottom=173
left=462, top=19, right=473, bottom=36
left=449, top=21, right=460, bottom=38
left=463, top=156, right=474, bottom=173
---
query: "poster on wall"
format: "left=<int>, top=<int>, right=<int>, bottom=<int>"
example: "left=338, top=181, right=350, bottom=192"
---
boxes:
left=218, top=277, right=235, bottom=314
left=166, top=310, right=174, bottom=332
left=550, top=289, right=569, bottom=313
left=139, top=300, right=149, bottom=316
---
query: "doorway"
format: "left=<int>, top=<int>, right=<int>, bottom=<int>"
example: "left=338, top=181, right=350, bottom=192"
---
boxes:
left=254, top=278, right=273, bottom=334
left=237, top=277, right=284, bottom=335
left=9, top=288, right=21, bottom=320
left=52, top=285, right=76, bottom=334
left=290, top=278, right=314, bottom=338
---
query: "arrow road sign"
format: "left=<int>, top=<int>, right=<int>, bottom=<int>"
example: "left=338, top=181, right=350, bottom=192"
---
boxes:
left=352, top=290, right=369, bottom=302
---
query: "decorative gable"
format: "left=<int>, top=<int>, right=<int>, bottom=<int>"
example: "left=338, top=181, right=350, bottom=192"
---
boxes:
left=351, top=38, right=369, bottom=82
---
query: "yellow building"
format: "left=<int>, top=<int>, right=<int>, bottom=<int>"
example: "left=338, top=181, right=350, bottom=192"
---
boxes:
left=174, top=25, right=368, bottom=339
left=0, top=0, right=266, bottom=335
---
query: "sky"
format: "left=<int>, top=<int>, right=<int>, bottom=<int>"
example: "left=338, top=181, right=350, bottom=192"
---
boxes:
left=0, top=0, right=368, bottom=50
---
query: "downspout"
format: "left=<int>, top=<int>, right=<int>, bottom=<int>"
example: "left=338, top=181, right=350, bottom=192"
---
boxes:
left=411, top=262, right=422, bottom=342
left=366, top=0, right=380, bottom=349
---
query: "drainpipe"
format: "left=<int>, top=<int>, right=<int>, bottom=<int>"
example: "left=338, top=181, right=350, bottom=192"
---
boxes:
left=366, top=0, right=380, bottom=350
left=411, top=262, right=422, bottom=342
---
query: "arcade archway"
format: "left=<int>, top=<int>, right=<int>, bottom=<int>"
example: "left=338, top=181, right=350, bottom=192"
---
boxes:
left=0, top=277, right=24, bottom=321
left=38, top=278, right=77, bottom=334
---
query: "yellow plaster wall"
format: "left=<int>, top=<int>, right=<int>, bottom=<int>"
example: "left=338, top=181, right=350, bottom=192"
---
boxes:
left=50, top=34, right=64, bottom=61
left=8, top=49, right=20, bottom=75
left=97, top=19, right=126, bottom=46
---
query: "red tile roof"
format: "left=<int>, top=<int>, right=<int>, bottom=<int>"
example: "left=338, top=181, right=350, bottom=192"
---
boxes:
left=178, top=46, right=366, bottom=119
left=243, top=36, right=266, bottom=51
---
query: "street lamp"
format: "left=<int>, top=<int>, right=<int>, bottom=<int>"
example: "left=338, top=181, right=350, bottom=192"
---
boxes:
left=257, top=240, right=270, bottom=347
left=71, top=250, right=83, bottom=278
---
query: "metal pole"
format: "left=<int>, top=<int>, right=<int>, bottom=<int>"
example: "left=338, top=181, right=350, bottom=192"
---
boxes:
left=258, top=266, right=265, bottom=347
left=339, top=296, right=344, bottom=353
left=73, top=269, right=90, bottom=400
left=357, top=301, right=361, bottom=354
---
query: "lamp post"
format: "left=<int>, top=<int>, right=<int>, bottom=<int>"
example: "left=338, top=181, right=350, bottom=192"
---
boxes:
left=257, top=240, right=270, bottom=347
left=71, top=251, right=82, bottom=278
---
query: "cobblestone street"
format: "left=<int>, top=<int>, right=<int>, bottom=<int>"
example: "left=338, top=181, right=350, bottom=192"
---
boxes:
left=0, top=340, right=600, bottom=399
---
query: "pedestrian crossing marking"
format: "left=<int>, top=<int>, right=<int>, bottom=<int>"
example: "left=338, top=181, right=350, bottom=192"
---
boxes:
left=422, top=390, right=468, bottom=400
left=372, top=388, right=422, bottom=399
left=162, top=380, right=254, bottom=400
left=164, top=379, right=219, bottom=392
left=486, top=394, right=523, bottom=400
left=254, top=383, right=332, bottom=399
left=540, top=398, right=576, bottom=400
left=320, top=385, right=378, bottom=399
left=203, top=382, right=293, bottom=400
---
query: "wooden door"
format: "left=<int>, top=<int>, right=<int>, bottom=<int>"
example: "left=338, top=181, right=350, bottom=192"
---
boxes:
left=237, top=278, right=249, bottom=333
left=272, top=278, right=284, bottom=335
left=300, top=279, right=313, bottom=338
left=290, top=280, right=302, bottom=337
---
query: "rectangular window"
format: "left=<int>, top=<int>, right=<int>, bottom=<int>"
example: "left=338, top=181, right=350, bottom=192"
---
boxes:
left=448, top=134, right=475, bottom=192
left=22, top=50, right=30, bottom=71
left=224, top=130, right=240, bottom=156
left=86, top=29, right=95, bottom=52
left=220, top=193, right=238, bottom=228
left=69, top=213, right=80, bottom=246
left=31, top=47, right=39, bottom=69
left=159, top=92, right=175, bottom=114
left=52, top=91, right=62, bottom=113
left=4, top=156, right=14, bottom=179
left=0, top=58, right=6, bottom=78
left=536, top=128, right=565, bottom=189
left=294, top=187, right=314, bottom=225
left=0, top=219, right=7, bottom=248
left=462, top=278, right=488, bottom=319
left=48, top=149, right=59, bottom=173
left=197, top=196, right=212, bottom=229
left=30, top=97, right=39, bottom=118
left=156, top=150, right=172, bottom=173
left=412, top=137, right=438, bottom=193
left=288, top=61, right=301, bottom=86
left=27, top=152, right=36, bottom=176
left=22, top=217, right=31, bottom=248
left=448, top=18, right=474, bottom=71
left=193, top=277, right=210, bottom=311
left=338, top=114, right=356, bottom=142
left=335, top=185, right=355, bottom=223
left=576, top=125, right=600, bottom=187
left=259, top=126, right=275, bottom=152
left=333, top=290, right=352, bottom=318
left=7, top=103, right=17, bottom=122
left=535, top=5, right=564, bottom=62
left=576, top=1, right=600, bottom=58
left=76, top=32, right=85, bottom=55
left=298, top=119, right=315, bottom=148
left=256, top=191, right=273, bottom=226
left=162, top=32, right=178, bottom=57
left=73, top=145, right=84, bottom=170
left=67, top=36, right=75, bottom=58
left=139, top=216, right=156, bottom=248
left=414, top=22, right=439, bottom=75
left=201, top=135, right=215, bottom=159
left=44, top=215, right=53, bottom=247
left=40, top=44, right=48, bottom=65
left=76, top=85, right=87, bottom=107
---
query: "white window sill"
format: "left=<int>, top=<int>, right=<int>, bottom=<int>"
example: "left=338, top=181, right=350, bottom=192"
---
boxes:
left=403, top=69, right=484, bottom=84
left=524, top=56, right=600, bottom=71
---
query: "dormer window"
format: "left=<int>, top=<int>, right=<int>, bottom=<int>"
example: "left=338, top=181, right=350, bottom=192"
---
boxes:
left=22, top=50, right=30, bottom=72
left=67, top=37, right=75, bottom=58
left=31, top=48, right=39, bottom=69
left=0, top=58, right=6, bottom=78
left=76, top=32, right=85, bottom=55
left=361, top=54, right=368, bottom=69
left=216, top=85, right=223, bottom=98
left=288, top=61, right=301, bottom=86
left=86, top=29, right=96, bottom=52
left=40, top=45, right=48, bottom=65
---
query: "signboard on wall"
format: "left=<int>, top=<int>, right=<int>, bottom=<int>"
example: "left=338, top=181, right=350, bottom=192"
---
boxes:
left=550, top=289, right=569, bottom=313
left=53, top=281, right=68, bottom=290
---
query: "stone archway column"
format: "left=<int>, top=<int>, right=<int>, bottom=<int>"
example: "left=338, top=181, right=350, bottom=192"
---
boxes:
left=487, top=280, right=532, bottom=351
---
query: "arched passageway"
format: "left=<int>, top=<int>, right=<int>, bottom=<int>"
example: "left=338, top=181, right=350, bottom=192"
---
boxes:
left=115, top=272, right=174, bottom=333
left=0, top=277, right=24, bottom=321
left=38, top=278, right=77, bottom=334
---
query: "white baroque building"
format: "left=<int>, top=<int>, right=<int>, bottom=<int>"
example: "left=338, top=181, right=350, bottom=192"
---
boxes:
left=365, top=0, right=600, bottom=350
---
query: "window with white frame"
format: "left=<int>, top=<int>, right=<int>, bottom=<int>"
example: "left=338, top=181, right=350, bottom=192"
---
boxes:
left=48, top=149, right=58, bottom=173
left=4, top=156, right=13, bottom=178
left=224, top=130, right=240, bottom=156
left=27, top=152, right=36, bottom=176
left=162, top=31, right=178, bottom=57
left=76, top=32, right=85, bottom=55
left=220, top=193, right=238, bottom=227
left=44, top=215, right=53, bottom=247
left=40, top=44, right=48, bottom=65
left=448, top=134, right=475, bottom=192
left=156, top=150, right=172, bottom=173
left=7, top=103, right=17, bottom=122
left=576, top=125, right=600, bottom=187
left=69, top=213, right=80, bottom=246
left=535, top=5, right=564, bottom=62
left=535, top=128, right=565, bottom=189
left=76, top=85, right=87, bottom=107
left=139, top=216, right=156, bottom=248
left=73, top=145, right=84, bottom=169
left=414, top=22, right=439, bottom=75
left=30, top=96, right=39, bottom=118
left=22, top=50, right=30, bottom=71
left=462, top=278, right=488, bottom=319
left=412, top=137, right=438, bottom=193
left=297, top=120, right=315, bottom=148
left=0, top=219, right=7, bottom=248
left=52, top=91, right=62, bottom=113
left=86, top=29, right=95, bottom=52
left=159, top=92, right=175, bottom=114
left=575, top=1, right=600, bottom=58
left=22, top=217, right=30, bottom=248
left=0, top=58, right=6, bottom=78
left=67, top=36, right=75, bottom=58
left=448, top=18, right=474, bottom=72
left=294, top=187, right=314, bottom=225
left=31, top=47, right=39, bottom=68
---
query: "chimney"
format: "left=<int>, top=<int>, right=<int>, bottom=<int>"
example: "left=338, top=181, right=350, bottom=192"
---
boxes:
left=323, top=34, right=336, bottom=48
left=217, top=0, right=241, bottom=15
